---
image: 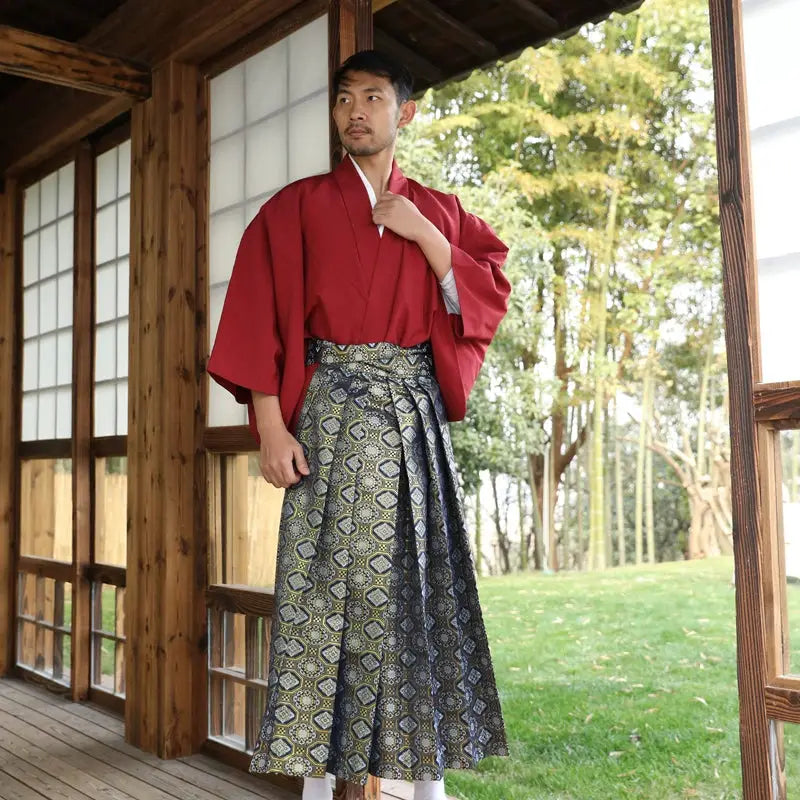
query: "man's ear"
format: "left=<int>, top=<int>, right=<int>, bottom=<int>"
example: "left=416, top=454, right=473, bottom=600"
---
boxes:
left=397, top=99, right=417, bottom=129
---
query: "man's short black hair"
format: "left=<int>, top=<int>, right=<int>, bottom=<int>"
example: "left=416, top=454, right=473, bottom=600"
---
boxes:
left=332, top=49, right=414, bottom=106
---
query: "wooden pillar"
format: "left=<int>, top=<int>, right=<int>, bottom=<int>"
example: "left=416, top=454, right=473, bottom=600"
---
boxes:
left=707, top=0, right=774, bottom=797
left=127, top=60, right=204, bottom=758
left=0, top=179, right=19, bottom=676
left=71, top=143, right=94, bottom=700
left=328, top=0, right=373, bottom=166
left=328, top=4, right=377, bottom=796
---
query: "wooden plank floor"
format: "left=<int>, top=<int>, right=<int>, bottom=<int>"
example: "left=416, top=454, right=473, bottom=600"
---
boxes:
left=0, top=677, right=441, bottom=800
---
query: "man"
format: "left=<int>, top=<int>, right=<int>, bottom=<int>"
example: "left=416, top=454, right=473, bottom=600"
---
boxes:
left=207, top=49, right=510, bottom=800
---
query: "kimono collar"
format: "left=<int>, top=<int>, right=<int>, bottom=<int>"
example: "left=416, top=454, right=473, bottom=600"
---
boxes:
left=334, top=152, right=408, bottom=201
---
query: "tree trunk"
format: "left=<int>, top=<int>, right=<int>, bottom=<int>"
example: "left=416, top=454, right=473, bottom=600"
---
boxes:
left=475, top=483, right=482, bottom=576
left=614, top=397, right=626, bottom=566
left=491, top=472, right=511, bottom=574
left=645, top=424, right=655, bottom=564
left=528, top=453, right=544, bottom=571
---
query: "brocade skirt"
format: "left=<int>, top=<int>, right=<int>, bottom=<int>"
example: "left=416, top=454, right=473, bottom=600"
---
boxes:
left=248, top=338, right=509, bottom=785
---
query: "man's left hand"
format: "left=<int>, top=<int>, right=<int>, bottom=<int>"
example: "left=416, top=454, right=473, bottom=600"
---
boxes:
left=373, top=191, right=430, bottom=241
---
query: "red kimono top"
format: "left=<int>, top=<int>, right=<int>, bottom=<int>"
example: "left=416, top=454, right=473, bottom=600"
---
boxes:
left=206, top=154, right=511, bottom=445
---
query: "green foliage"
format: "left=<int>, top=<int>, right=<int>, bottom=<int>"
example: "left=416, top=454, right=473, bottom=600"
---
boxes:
left=396, top=0, right=723, bottom=562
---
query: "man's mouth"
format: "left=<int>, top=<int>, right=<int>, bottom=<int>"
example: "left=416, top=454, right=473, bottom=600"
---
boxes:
left=347, top=129, right=370, bottom=135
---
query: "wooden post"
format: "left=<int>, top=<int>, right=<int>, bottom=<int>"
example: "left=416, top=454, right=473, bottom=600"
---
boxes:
left=71, top=142, right=94, bottom=700
left=128, top=60, right=204, bottom=758
left=707, top=0, right=774, bottom=796
left=0, top=179, right=18, bottom=676
left=328, top=0, right=373, bottom=167
left=327, top=3, right=379, bottom=796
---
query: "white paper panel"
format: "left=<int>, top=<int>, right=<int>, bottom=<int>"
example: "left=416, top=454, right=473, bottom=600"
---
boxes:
left=38, top=333, right=57, bottom=388
left=117, top=382, right=128, bottom=435
left=96, top=263, right=117, bottom=323
left=117, top=321, right=128, bottom=378
left=209, top=206, right=245, bottom=286
left=57, top=273, right=73, bottom=328
left=246, top=41, right=288, bottom=123
left=117, top=258, right=129, bottom=317
left=245, top=198, right=268, bottom=226
left=210, top=133, right=245, bottom=213
left=96, top=148, right=118, bottom=208
left=208, top=380, right=247, bottom=427
left=24, top=184, right=39, bottom=235
left=758, top=256, right=800, bottom=383
left=37, top=390, right=57, bottom=439
left=742, top=0, right=800, bottom=131
left=58, top=162, right=75, bottom=216
left=95, top=383, right=116, bottom=437
left=57, top=331, right=72, bottom=385
left=288, top=15, right=328, bottom=102
left=39, top=279, right=57, bottom=334
left=23, top=288, right=38, bottom=339
left=57, top=218, right=73, bottom=272
left=40, top=173, right=58, bottom=226
left=56, top=387, right=72, bottom=439
left=118, top=140, right=131, bottom=197
left=211, top=65, right=245, bottom=141
left=22, top=341, right=38, bottom=392
left=750, top=124, right=800, bottom=260
left=96, top=205, right=117, bottom=265
left=23, top=234, right=38, bottom=286
left=246, top=115, right=288, bottom=198
left=21, top=395, right=37, bottom=441
left=117, top=198, right=130, bottom=257
left=95, top=324, right=117, bottom=382
left=288, top=94, right=331, bottom=182
left=39, top=224, right=58, bottom=279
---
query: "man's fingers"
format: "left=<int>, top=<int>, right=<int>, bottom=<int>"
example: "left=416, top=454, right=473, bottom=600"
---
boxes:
left=293, top=443, right=310, bottom=475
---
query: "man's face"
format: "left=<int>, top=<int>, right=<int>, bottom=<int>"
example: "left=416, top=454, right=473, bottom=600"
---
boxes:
left=332, top=70, right=415, bottom=157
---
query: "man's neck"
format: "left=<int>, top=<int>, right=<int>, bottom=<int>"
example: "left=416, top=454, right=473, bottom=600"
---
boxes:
left=349, top=149, right=394, bottom=196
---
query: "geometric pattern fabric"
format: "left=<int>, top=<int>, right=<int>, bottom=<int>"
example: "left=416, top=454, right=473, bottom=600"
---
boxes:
left=249, top=338, right=509, bottom=785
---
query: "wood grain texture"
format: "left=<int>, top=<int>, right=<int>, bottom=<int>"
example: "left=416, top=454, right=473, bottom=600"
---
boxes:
left=128, top=60, right=202, bottom=759
left=708, top=0, right=774, bottom=796
left=753, top=382, right=800, bottom=424
left=0, top=25, right=151, bottom=98
left=0, top=181, right=18, bottom=677
left=71, top=142, right=94, bottom=702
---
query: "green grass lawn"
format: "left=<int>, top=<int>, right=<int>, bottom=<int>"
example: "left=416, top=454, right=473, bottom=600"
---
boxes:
left=451, top=557, right=756, bottom=800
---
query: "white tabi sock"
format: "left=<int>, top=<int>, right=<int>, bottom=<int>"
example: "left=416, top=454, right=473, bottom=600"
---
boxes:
left=413, top=777, right=447, bottom=800
left=302, top=773, right=333, bottom=800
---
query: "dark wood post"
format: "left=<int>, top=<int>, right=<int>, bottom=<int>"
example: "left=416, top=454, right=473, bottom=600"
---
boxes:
left=0, top=179, right=19, bottom=677
left=128, top=59, right=205, bottom=758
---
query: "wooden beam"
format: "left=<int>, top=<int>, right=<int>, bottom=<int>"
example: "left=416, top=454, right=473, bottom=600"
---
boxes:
left=0, top=25, right=150, bottom=98
left=374, top=28, right=444, bottom=85
left=128, top=60, right=202, bottom=759
left=505, top=0, right=560, bottom=35
left=707, top=0, right=775, bottom=796
left=0, top=0, right=304, bottom=176
left=403, top=0, right=498, bottom=60
left=0, top=179, right=18, bottom=677
left=371, top=0, right=400, bottom=11
left=70, top=143, right=93, bottom=702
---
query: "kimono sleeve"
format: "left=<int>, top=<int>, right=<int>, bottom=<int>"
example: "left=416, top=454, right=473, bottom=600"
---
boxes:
left=206, top=207, right=283, bottom=405
left=438, top=195, right=511, bottom=415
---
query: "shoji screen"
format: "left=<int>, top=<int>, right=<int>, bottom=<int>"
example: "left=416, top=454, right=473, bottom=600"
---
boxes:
left=21, top=164, right=76, bottom=441
left=94, top=140, right=131, bottom=437
left=207, top=14, right=330, bottom=427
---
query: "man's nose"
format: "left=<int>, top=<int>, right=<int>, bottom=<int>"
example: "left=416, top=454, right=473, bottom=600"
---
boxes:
left=349, top=102, right=366, bottom=119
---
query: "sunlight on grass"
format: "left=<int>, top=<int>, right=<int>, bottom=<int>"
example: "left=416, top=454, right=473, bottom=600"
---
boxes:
left=450, top=557, right=744, bottom=800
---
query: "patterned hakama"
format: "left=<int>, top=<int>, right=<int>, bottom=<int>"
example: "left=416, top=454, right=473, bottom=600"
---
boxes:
left=249, top=338, right=509, bottom=785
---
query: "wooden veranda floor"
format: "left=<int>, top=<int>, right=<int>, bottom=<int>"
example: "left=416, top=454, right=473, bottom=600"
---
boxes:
left=0, top=677, right=430, bottom=800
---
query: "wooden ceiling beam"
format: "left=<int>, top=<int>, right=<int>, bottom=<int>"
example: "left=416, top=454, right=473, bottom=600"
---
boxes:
left=403, top=0, right=498, bottom=60
left=372, top=0, right=401, bottom=11
left=373, top=28, right=444, bottom=85
left=0, top=25, right=151, bottom=99
left=505, top=0, right=560, bottom=35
